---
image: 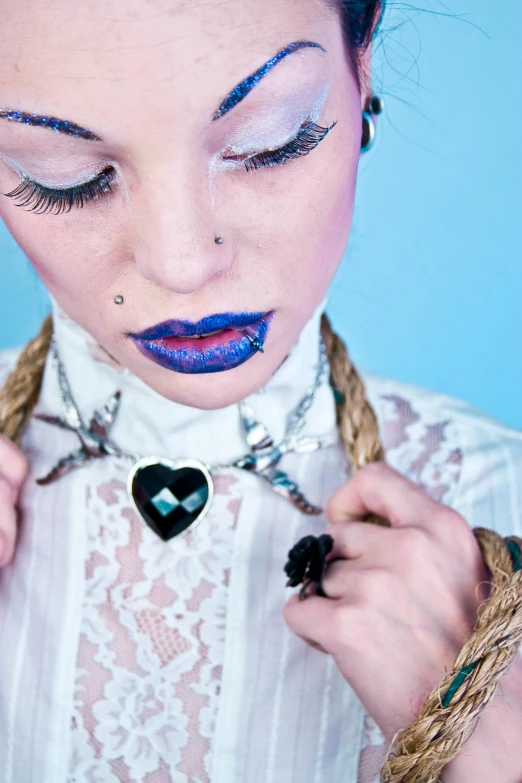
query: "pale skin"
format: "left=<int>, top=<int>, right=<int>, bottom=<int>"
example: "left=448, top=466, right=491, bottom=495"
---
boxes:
left=0, top=0, right=521, bottom=779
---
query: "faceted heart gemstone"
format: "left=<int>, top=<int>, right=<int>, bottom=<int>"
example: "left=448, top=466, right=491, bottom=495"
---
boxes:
left=128, top=458, right=213, bottom=541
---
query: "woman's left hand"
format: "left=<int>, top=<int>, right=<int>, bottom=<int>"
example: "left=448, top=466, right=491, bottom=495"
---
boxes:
left=283, top=461, right=491, bottom=742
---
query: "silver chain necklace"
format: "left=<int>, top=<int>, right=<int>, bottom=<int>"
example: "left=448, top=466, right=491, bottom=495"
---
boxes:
left=34, top=337, right=336, bottom=541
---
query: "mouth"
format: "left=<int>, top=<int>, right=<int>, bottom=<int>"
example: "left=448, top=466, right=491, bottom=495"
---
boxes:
left=129, top=311, right=274, bottom=374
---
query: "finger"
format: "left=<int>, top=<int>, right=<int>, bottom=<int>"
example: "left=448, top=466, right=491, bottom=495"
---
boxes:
left=324, top=520, right=393, bottom=561
left=327, top=462, right=442, bottom=528
left=283, top=593, right=337, bottom=650
left=0, top=434, right=28, bottom=490
left=0, top=476, right=18, bottom=567
left=321, top=559, right=358, bottom=600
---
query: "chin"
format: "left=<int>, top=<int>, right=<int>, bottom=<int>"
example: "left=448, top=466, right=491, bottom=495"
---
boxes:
left=131, top=354, right=278, bottom=410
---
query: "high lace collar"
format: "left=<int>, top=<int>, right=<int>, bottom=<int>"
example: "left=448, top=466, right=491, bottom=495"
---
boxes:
left=37, top=299, right=338, bottom=468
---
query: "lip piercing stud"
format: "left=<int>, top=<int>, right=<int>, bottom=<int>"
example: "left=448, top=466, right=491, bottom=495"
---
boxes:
left=244, top=333, right=264, bottom=353
left=114, top=295, right=124, bottom=305
left=215, top=236, right=224, bottom=244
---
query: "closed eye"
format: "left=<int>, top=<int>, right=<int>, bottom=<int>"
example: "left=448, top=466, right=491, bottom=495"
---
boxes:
left=224, top=119, right=338, bottom=172
left=1, top=118, right=337, bottom=214
left=2, top=165, right=117, bottom=214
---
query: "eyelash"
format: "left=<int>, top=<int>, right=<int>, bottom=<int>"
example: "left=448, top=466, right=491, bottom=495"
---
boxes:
left=234, top=118, right=338, bottom=172
left=2, top=166, right=116, bottom=215
left=2, top=118, right=338, bottom=214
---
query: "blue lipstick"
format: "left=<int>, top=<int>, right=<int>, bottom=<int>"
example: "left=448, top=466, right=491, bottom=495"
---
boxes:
left=130, top=311, right=274, bottom=374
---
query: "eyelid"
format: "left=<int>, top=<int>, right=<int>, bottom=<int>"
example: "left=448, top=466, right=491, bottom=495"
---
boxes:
left=223, top=118, right=337, bottom=171
left=222, top=79, right=331, bottom=160
left=2, top=113, right=335, bottom=214
left=0, top=153, right=117, bottom=189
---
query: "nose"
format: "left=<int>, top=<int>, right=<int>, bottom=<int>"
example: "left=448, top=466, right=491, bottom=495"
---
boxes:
left=130, top=164, right=231, bottom=295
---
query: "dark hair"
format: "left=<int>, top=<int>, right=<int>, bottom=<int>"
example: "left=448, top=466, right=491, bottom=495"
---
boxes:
left=326, top=1, right=386, bottom=84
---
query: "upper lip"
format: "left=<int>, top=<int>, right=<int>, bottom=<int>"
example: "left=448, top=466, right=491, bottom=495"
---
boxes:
left=130, top=311, right=267, bottom=340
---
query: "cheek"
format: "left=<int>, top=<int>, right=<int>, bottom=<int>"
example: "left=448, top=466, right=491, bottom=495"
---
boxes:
left=224, top=117, right=359, bottom=310
left=0, top=202, right=128, bottom=302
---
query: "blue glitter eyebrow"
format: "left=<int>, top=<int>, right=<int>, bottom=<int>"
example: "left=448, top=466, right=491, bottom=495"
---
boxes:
left=212, top=40, right=326, bottom=121
left=0, top=109, right=101, bottom=141
left=0, top=40, right=324, bottom=138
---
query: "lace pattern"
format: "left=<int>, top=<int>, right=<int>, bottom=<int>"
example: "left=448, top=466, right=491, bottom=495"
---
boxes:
left=67, top=465, right=240, bottom=783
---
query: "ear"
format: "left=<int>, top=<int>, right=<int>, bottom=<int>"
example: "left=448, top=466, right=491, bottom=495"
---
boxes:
left=357, top=43, right=373, bottom=112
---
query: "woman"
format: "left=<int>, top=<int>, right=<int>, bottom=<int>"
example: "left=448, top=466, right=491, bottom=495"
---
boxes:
left=0, top=1, right=521, bottom=781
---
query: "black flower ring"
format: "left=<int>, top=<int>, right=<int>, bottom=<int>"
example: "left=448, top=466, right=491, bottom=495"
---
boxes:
left=284, top=534, right=334, bottom=600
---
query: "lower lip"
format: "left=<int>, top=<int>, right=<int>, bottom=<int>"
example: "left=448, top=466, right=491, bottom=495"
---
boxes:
left=132, top=312, right=274, bottom=374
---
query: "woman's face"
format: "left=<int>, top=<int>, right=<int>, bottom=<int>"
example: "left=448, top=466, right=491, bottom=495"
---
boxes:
left=0, top=0, right=366, bottom=409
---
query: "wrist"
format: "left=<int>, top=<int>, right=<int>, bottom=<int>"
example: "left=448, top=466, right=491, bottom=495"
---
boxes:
left=442, top=653, right=522, bottom=783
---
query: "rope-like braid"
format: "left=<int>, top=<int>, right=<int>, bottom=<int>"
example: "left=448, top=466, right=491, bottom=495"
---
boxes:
left=381, top=528, right=522, bottom=783
left=2, top=313, right=522, bottom=782
left=321, top=313, right=385, bottom=469
left=321, top=313, right=522, bottom=782
left=321, top=313, right=388, bottom=527
left=0, top=315, right=53, bottom=443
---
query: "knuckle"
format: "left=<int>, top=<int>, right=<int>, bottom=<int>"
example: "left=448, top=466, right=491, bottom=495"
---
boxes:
left=434, top=509, right=477, bottom=557
left=437, top=508, right=468, bottom=536
left=357, top=462, right=387, bottom=483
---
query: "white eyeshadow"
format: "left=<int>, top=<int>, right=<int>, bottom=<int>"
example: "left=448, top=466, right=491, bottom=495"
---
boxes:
left=226, top=77, right=331, bottom=156
left=0, top=152, right=110, bottom=189
left=207, top=77, right=331, bottom=203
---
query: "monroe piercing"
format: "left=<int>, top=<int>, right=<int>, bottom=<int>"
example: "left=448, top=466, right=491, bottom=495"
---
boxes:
left=114, top=295, right=124, bottom=305
left=215, top=236, right=224, bottom=244
left=244, top=333, right=264, bottom=353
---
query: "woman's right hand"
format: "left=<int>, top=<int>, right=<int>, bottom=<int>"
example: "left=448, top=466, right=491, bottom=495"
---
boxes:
left=0, top=434, right=27, bottom=567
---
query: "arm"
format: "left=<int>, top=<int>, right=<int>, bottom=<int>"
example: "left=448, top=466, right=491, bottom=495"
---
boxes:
left=284, top=463, right=522, bottom=783
left=442, top=653, right=522, bottom=783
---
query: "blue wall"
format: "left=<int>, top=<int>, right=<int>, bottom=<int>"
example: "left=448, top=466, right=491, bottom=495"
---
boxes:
left=1, top=0, right=521, bottom=428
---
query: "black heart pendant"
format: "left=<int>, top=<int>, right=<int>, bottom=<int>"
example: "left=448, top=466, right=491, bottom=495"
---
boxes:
left=127, top=458, right=214, bottom=541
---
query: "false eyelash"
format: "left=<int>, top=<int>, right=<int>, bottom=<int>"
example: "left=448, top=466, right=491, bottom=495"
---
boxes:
left=242, top=119, right=338, bottom=172
left=2, top=165, right=117, bottom=215
left=1, top=119, right=337, bottom=215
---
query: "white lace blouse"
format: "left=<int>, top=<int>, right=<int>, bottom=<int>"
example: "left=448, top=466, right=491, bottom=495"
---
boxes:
left=0, top=301, right=521, bottom=783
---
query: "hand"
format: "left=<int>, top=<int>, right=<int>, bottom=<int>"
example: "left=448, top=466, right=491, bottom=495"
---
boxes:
left=0, top=434, right=27, bottom=567
left=283, top=462, right=490, bottom=742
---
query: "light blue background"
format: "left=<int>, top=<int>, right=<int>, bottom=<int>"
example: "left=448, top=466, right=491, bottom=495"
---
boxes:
left=0, top=1, right=520, bottom=427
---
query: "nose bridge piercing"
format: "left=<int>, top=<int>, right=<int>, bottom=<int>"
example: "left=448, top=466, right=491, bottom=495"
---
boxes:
left=114, top=295, right=124, bottom=305
left=215, top=236, right=224, bottom=244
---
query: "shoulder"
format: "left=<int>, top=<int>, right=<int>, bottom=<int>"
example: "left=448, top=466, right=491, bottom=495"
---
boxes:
left=363, top=372, right=522, bottom=537
left=0, top=347, right=21, bottom=387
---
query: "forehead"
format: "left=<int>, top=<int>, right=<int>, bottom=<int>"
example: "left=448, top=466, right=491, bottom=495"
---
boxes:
left=0, top=0, right=334, bottom=130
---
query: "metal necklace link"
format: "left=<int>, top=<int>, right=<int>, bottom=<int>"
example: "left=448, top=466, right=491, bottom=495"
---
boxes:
left=34, top=335, right=335, bottom=515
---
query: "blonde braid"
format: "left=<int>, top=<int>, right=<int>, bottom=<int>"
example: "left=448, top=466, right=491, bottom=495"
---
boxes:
left=0, top=316, right=53, bottom=444
left=1, top=311, right=521, bottom=783
left=321, top=313, right=522, bottom=783
left=320, top=313, right=388, bottom=527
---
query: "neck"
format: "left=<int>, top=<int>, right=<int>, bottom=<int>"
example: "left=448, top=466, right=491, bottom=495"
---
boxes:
left=37, top=299, right=337, bottom=467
